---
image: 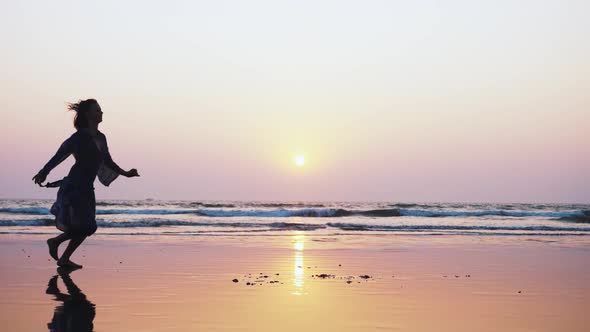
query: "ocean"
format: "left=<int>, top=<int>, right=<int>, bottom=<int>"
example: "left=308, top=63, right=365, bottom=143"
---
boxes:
left=1, top=199, right=588, bottom=240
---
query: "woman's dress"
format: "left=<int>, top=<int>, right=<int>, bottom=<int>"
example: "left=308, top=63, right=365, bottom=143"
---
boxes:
left=38, top=129, right=124, bottom=236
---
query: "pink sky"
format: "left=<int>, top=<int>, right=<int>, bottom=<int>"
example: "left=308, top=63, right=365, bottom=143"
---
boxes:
left=1, top=1, right=589, bottom=202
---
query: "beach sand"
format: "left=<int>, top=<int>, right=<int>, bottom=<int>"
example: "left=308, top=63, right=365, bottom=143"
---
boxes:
left=0, top=234, right=588, bottom=331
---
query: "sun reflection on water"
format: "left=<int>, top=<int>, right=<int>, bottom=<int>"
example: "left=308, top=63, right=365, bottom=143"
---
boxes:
left=292, top=232, right=305, bottom=295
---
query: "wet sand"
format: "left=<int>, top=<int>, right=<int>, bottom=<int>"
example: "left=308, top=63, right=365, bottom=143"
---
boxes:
left=0, top=234, right=588, bottom=331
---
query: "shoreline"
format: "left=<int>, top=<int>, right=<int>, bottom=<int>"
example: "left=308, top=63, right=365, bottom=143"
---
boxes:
left=1, top=231, right=589, bottom=250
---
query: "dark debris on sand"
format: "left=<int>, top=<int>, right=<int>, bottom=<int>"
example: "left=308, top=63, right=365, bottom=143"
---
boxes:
left=237, top=272, right=285, bottom=286
left=233, top=269, right=378, bottom=287
left=442, top=273, right=473, bottom=279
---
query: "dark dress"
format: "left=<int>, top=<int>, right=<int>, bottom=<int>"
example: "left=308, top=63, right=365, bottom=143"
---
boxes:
left=39, top=129, right=124, bottom=236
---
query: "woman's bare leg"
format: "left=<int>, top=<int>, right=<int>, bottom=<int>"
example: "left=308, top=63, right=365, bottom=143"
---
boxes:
left=57, top=235, right=87, bottom=268
left=47, top=232, right=72, bottom=261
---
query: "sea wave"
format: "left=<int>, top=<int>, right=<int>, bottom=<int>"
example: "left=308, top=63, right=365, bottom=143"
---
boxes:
left=325, top=222, right=590, bottom=232
left=92, top=220, right=325, bottom=231
left=397, top=209, right=583, bottom=219
left=179, top=202, right=237, bottom=208
left=0, top=218, right=326, bottom=231
left=250, top=203, right=326, bottom=208
left=559, top=210, right=590, bottom=224
left=1, top=206, right=588, bottom=220
left=0, top=219, right=55, bottom=226
left=2, top=218, right=589, bottom=233
left=0, top=207, right=50, bottom=215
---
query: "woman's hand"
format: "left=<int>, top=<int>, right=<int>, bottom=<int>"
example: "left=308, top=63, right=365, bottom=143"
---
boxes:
left=32, top=172, right=47, bottom=186
left=125, top=169, right=140, bottom=178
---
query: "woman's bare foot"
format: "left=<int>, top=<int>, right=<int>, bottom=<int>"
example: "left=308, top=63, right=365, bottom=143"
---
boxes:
left=57, top=259, right=83, bottom=269
left=47, top=238, right=59, bottom=261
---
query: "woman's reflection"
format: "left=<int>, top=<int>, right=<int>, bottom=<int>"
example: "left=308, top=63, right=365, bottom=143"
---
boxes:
left=46, top=268, right=95, bottom=332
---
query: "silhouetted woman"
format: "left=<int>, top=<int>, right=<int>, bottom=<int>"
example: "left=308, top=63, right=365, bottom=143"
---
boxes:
left=32, top=99, right=139, bottom=268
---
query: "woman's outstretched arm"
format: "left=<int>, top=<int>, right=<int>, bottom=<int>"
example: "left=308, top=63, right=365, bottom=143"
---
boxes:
left=101, top=133, right=139, bottom=178
left=32, top=135, right=75, bottom=185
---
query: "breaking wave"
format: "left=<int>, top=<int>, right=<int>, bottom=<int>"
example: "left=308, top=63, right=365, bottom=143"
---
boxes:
left=1, top=218, right=589, bottom=234
left=325, top=222, right=590, bottom=232
left=1, top=206, right=587, bottom=220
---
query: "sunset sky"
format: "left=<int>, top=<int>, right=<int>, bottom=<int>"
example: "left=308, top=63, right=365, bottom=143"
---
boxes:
left=1, top=0, right=588, bottom=202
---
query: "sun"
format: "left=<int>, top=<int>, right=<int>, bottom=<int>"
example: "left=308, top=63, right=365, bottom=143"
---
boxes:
left=294, top=155, right=305, bottom=167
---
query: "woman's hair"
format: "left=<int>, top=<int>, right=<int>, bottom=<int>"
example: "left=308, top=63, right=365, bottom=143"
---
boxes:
left=67, top=99, right=98, bottom=129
